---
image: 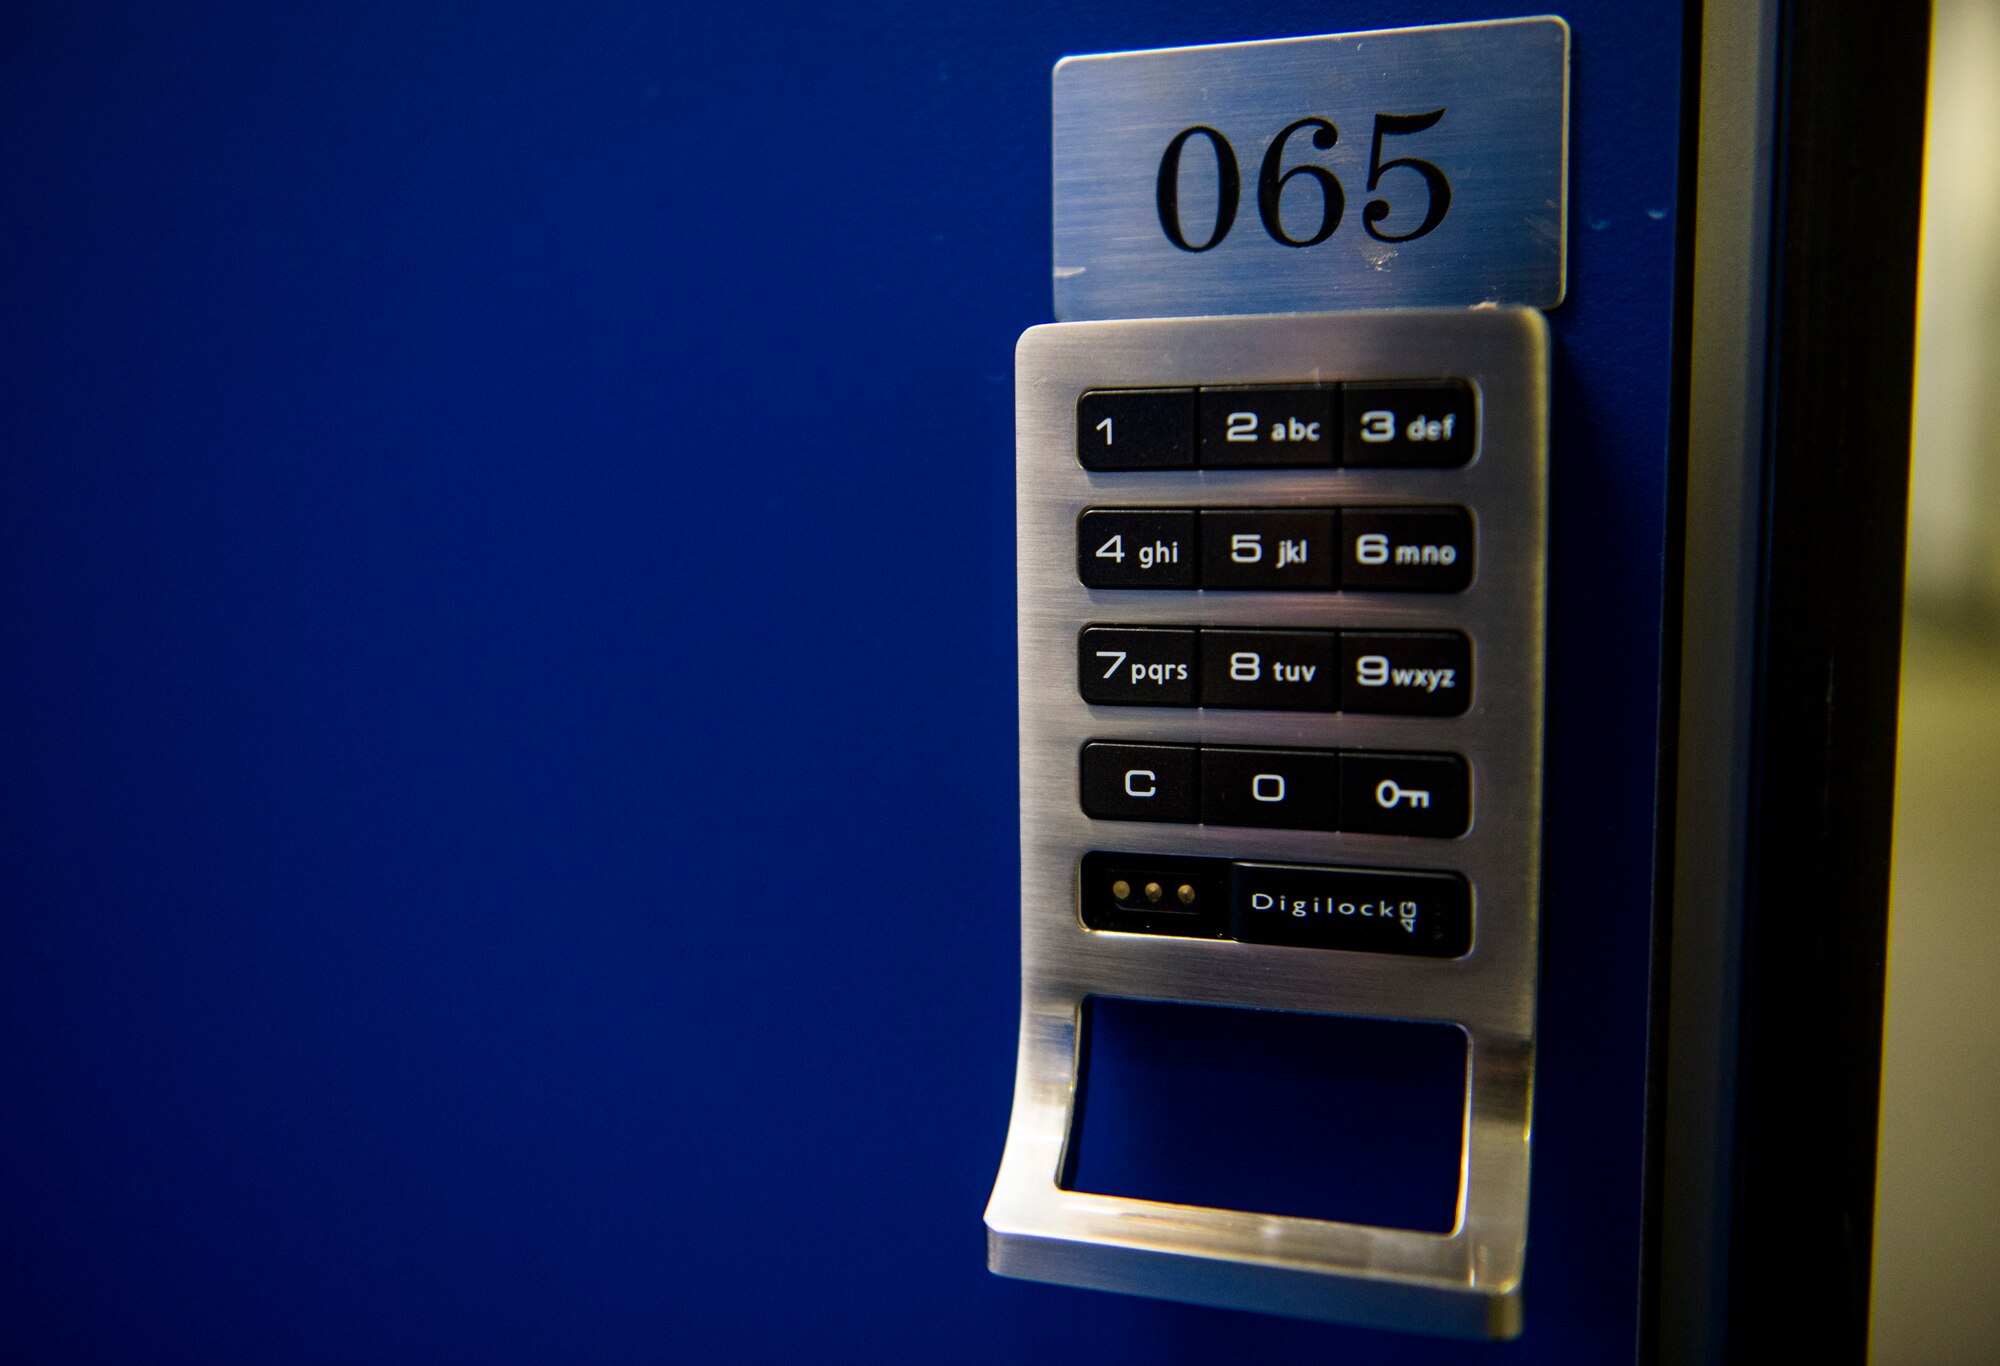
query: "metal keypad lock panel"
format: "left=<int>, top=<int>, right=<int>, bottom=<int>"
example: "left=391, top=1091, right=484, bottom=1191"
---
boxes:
left=987, top=308, right=1548, bottom=1338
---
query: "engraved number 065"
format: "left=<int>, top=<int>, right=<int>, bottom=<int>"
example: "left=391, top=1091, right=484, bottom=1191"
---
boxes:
left=1156, top=110, right=1453, bottom=253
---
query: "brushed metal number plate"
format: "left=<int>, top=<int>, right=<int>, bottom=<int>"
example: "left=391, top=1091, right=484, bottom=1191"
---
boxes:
left=986, top=309, right=1548, bottom=1339
left=1053, top=19, right=1569, bottom=321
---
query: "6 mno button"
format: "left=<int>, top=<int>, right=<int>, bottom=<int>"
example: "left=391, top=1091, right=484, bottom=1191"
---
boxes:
left=1341, top=507, right=1473, bottom=592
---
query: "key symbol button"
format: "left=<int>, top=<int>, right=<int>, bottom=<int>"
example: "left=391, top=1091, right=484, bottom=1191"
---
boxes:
left=1340, top=753, right=1469, bottom=837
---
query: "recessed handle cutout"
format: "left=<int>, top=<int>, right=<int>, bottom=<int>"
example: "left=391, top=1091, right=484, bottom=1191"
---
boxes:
left=1064, top=997, right=1468, bottom=1233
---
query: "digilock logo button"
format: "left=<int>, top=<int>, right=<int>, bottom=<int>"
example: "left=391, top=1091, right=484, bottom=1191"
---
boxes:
left=1229, top=862, right=1472, bottom=958
left=1247, top=890, right=1421, bottom=933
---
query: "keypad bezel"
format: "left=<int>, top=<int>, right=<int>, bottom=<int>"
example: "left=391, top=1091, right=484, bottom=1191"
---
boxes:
left=994, top=308, right=1546, bottom=1309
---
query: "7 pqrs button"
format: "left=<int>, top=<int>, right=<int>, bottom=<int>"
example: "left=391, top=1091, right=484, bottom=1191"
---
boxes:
left=1078, top=627, right=1197, bottom=706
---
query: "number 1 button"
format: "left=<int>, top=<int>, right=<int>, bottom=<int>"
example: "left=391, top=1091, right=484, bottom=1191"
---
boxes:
left=1077, top=389, right=1196, bottom=470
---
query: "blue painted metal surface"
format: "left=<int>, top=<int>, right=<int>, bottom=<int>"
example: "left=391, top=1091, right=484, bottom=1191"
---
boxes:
left=0, top=3, right=1684, bottom=1360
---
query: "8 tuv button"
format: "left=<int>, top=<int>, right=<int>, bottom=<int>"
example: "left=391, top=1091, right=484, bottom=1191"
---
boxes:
left=1198, top=630, right=1338, bottom=710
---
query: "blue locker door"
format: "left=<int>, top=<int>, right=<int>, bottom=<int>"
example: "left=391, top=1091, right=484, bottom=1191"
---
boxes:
left=0, top=3, right=1685, bottom=1360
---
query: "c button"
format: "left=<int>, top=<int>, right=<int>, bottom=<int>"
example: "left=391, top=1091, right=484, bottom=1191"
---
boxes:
left=1081, top=742, right=1199, bottom=823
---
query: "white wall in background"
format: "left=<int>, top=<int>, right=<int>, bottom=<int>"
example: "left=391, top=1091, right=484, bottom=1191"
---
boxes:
left=1906, top=0, right=2000, bottom=622
left=1872, top=7, right=2000, bottom=1361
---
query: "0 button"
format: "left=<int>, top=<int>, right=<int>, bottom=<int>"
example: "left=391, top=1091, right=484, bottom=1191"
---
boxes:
left=1201, top=747, right=1339, bottom=830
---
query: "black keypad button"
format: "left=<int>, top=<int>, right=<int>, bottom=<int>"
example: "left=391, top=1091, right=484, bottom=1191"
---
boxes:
left=1198, top=386, right=1336, bottom=468
left=1077, top=509, right=1197, bottom=589
left=1198, top=510, right=1336, bottom=590
left=1077, top=388, right=1197, bottom=471
left=1341, top=381, right=1476, bottom=468
left=1339, top=507, right=1473, bottom=592
left=1081, top=742, right=1199, bottom=823
left=1198, top=630, right=1338, bottom=711
left=1229, top=863, right=1472, bottom=958
left=1339, top=631, right=1472, bottom=716
left=1200, top=747, right=1339, bottom=830
left=1078, top=627, right=1198, bottom=706
left=1339, top=752, right=1470, bottom=837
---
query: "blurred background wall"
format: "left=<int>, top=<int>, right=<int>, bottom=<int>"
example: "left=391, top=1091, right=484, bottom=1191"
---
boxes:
left=1871, top=0, right=2000, bottom=1360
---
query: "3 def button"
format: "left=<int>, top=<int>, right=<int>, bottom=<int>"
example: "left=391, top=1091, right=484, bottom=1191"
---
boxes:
left=1230, top=863, right=1471, bottom=957
left=1342, top=381, right=1476, bottom=468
